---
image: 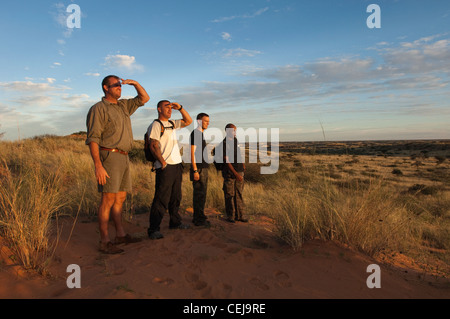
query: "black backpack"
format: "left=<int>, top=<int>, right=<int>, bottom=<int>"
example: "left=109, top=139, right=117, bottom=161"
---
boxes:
left=144, top=119, right=175, bottom=162
left=212, top=140, right=225, bottom=171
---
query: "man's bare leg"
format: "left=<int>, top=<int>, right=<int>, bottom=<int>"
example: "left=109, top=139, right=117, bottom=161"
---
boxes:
left=110, top=191, right=127, bottom=238
left=98, top=192, right=121, bottom=244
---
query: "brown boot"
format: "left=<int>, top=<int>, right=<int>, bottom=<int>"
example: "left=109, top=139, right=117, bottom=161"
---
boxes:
left=99, top=241, right=124, bottom=254
left=114, top=234, right=142, bottom=245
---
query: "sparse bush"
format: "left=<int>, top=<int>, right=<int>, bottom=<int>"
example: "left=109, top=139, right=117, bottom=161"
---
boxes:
left=435, top=155, right=446, bottom=166
left=408, top=184, right=442, bottom=196
left=392, top=168, right=403, bottom=176
left=293, top=160, right=302, bottom=168
left=413, top=160, right=423, bottom=170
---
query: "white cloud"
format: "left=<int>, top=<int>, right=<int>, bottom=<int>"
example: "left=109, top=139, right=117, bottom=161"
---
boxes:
left=0, top=78, right=92, bottom=139
left=51, top=3, right=84, bottom=57
left=61, top=93, right=90, bottom=101
left=103, top=54, right=144, bottom=72
left=52, top=3, right=67, bottom=28
left=0, top=80, right=58, bottom=92
left=212, top=7, right=269, bottom=23
left=167, top=34, right=450, bottom=115
left=223, top=48, right=262, bottom=58
left=84, top=72, right=101, bottom=77
left=382, top=35, right=450, bottom=74
left=221, top=32, right=232, bottom=41
left=0, top=103, right=38, bottom=139
left=0, top=80, right=71, bottom=111
left=52, top=3, right=75, bottom=39
left=13, top=95, right=53, bottom=107
left=60, top=93, right=91, bottom=107
left=304, top=58, right=376, bottom=82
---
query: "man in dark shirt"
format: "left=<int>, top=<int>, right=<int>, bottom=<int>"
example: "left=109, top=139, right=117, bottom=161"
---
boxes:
left=190, top=113, right=210, bottom=226
left=221, top=123, right=248, bottom=223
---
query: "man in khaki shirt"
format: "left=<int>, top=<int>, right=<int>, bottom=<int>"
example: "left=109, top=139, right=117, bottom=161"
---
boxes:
left=86, top=75, right=149, bottom=254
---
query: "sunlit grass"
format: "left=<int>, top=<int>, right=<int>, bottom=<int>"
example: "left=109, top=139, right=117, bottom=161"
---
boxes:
left=0, top=135, right=448, bottom=276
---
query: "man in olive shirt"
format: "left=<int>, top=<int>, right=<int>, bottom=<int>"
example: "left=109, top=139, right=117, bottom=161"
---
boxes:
left=86, top=75, right=150, bottom=254
left=221, top=123, right=248, bottom=223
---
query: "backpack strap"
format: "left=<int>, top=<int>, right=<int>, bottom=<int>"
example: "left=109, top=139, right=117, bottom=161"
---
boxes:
left=153, top=119, right=164, bottom=138
left=152, top=119, right=175, bottom=138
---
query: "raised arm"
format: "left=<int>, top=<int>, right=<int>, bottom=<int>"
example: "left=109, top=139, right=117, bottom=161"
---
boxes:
left=171, top=103, right=192, bottom=127
left=122, top=79, right=150, bottom=104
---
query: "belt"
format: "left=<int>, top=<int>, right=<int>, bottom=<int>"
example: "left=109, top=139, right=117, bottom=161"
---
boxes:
left=100, top=147, right=128, bottom=155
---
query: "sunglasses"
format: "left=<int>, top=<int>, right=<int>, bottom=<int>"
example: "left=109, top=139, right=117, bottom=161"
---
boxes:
left=108, top=82, right=122, bottom=88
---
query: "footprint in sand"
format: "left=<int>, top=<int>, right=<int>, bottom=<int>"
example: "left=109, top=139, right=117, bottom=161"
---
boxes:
left=211, top=240, right=227, bottom=249
left=221, top=283, right=233, bottom=298
left=238, top=249, right=254, bottom=261
left=249, top=277, right=270, bottom=291
left=172, top=233, right=192, bottom=248
left=185, top=272, right=208, bottom=290
left=194, top=229, right=215, bottom=244
left=153, top=277, right=175, bottom=285
left=105, top=261, right=126, bottom=276
left=185, top=272, right=199, bottom=283
left=274, top=270, right=292, bottom=288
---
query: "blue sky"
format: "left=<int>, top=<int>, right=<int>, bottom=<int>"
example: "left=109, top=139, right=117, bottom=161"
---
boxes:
left=0, top=0, right=449, bottom=141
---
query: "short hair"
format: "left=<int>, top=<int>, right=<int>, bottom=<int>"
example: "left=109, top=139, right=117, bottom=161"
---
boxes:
left=225, top=123, right=236, bottom=130
left=196, top=113, right=209, bottom=120
left=102, top=75, right=119, bottom=93
left=157, top=100, right=170, bottom=109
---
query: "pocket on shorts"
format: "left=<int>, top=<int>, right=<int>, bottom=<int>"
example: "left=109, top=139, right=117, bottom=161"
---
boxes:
left=100, top=149, right=111, bottom=163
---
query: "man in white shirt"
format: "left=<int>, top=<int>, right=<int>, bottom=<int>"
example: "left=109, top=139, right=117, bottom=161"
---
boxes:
left=147, top=100, right=192, bottom=239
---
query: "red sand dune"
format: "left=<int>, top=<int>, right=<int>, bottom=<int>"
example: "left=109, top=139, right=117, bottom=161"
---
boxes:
left=0, top=208, right=449, bottom=300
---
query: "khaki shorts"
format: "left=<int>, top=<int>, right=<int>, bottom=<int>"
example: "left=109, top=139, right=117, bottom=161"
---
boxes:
left=98, top=149, right=132, bottom=193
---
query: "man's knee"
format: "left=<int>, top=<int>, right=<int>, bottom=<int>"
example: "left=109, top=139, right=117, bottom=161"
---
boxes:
left=101, top=192, right=116, bottom=206
left=115, top=191, right=127, bottom=204
left=101, top=192, right=126, bottom=208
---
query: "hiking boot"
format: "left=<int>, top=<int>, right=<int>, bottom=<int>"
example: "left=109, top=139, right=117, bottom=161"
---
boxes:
left=235, top=218, right=248, bottom=223
left=114, top=234, right=142, bottom=245
left=148, top=231, right=164, bottom=240
left=99, top=241, right=124, bottom=254
left=225, top=217, right=235, bottom=223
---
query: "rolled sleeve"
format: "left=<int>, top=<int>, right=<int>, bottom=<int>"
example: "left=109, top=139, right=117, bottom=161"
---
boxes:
left=85, top=104, right=104, bottom=146
left=124, top=96, right=145, bottom=116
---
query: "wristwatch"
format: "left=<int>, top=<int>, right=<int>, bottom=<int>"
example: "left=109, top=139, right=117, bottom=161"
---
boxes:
left=193, top=169, right=198, bottom=173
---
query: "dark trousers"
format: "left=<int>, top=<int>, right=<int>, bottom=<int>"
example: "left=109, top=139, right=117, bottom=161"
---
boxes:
left=148, top=163, right=183, bottom=233
left=223, top=172, right=245, bottom=220
left=192, top=167, right=208, bottom=224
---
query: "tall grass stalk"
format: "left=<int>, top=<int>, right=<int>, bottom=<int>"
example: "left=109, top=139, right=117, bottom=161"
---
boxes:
left=266, top=171, right=416, bottom=255
left=0, top=162, right=66, bottom=271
